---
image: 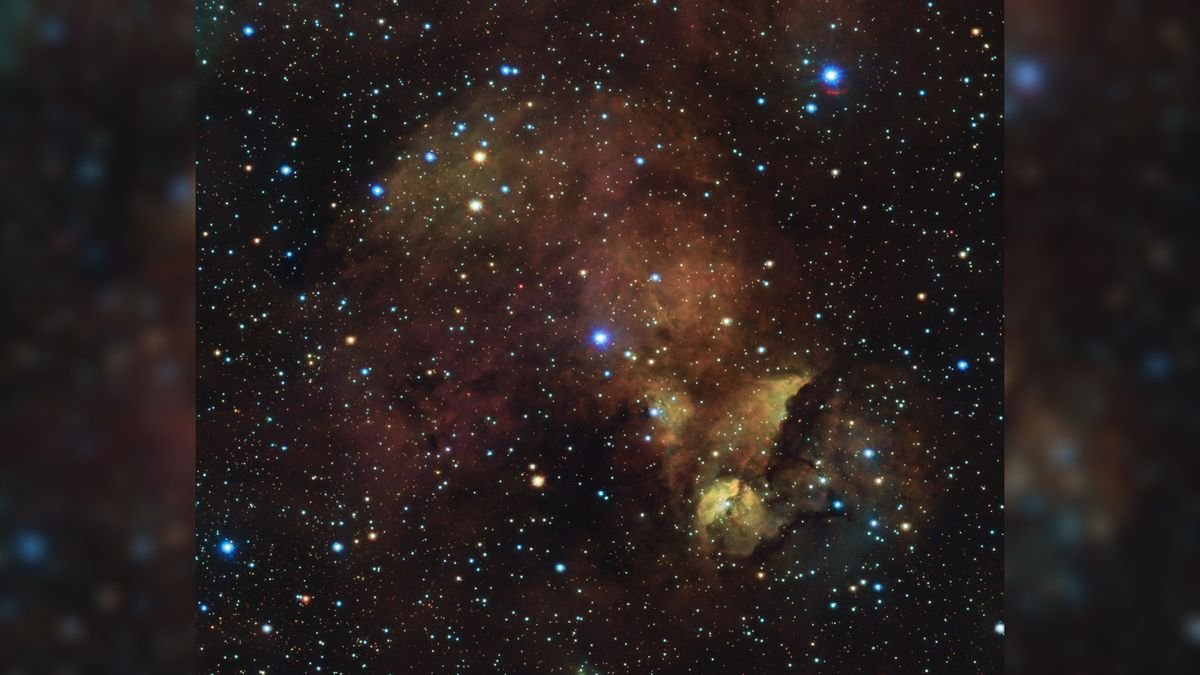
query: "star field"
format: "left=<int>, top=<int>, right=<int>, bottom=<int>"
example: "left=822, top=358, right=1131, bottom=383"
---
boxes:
left=198, top=1, right=1002, bottom=672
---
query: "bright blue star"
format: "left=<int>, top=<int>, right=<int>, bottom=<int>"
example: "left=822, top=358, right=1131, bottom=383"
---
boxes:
left=331, top=541, right=345, bottom=553
left=370, top=184, right=385, bottom=197
left=499, top=64, right=519, bottom=76
left=15, top=531, right=46, bottom=564
left=1013, top=60, right=1044, bottom=93
left=804, top=102, right=818, bottom=114
left=649, top=273, right=661, bottom=283
left=554, top=562, right=567, bottom=573
left=423, top=151, right=437, bottom=163
left=500, top=184, right=510, bottom=194
left=219, top=540, right=236, bottom=556
left=756, top=96, right=766, bottom=105
left=832, top=500, right=844, bottom=511
left=634, top=156, right=646, bottom=166
left=279, top=164, right=293, bottom=176
left=863, top=448, right=875, bottom=458
left=956, top=359, right=970, bottom=371
left=592, top=331, right=610, bottom=347
left=242, top=25, right=255, bottom=37
left=823, top=67, right=842, bottom=84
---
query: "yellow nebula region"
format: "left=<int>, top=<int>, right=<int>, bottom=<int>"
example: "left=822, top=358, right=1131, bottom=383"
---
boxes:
left=696, top=478, right=771, bottom=556
left=725, top=375, right=808, bottom=448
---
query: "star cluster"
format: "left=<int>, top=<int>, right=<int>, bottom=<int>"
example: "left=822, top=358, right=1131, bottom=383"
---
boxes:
left=198, top=1, right=1002, bottom=672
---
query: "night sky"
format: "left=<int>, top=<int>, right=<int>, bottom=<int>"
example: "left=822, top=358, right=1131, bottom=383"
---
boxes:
left=197, top=1, right=1003, bottom=672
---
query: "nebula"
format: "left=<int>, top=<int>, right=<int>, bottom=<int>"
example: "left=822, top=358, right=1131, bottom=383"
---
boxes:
left=697, top=478, right=769, bottom=556
left=198, top=1, right=1003, bottom=671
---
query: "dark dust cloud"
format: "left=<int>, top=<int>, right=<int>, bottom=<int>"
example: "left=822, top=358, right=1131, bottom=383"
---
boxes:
left=198, top=1, right=1002, bottom=672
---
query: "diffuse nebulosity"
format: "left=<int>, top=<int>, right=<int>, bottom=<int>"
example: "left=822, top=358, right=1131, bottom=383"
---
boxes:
left=198, top=0, right=1002, bottom=672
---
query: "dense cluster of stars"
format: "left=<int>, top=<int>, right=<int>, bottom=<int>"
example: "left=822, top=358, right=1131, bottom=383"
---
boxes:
left=198, top=1, right=1002, bottom=672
